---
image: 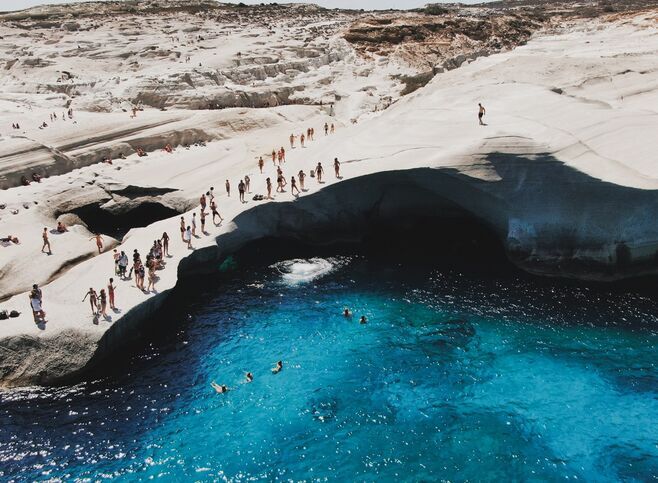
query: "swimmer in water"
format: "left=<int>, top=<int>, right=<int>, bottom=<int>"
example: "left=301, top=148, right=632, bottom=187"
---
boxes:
left=343, top=308, right=352, bottom=318
left=360, top=315, right=367, bottom=324
left=246, top=372, right=254, bottom=383
left=210, top=381, right=229, bottom=394
left=271, top=361, right=283, bottom=374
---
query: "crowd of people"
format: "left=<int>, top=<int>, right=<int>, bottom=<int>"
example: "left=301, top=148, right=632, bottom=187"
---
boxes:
left=23, top=119, right=344, bottom=326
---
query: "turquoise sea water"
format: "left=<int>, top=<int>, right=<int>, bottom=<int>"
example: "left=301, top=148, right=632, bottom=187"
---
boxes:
left=1, top=256, right=657, bottom=481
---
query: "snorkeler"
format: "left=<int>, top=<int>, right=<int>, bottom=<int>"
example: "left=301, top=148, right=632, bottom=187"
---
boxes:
left=211, top=381, right=229, bottom=394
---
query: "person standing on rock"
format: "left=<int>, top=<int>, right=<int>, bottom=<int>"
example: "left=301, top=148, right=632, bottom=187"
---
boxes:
left=238, top=179, right=246, bottom=203
left=272, top=149, right=277, bottom=165
left=200, top=193, right=207, bottom=211
left=280, top=147, right=286, bottom=163
left=300, top=133, right=305, bottom=148
left=225, top=179, right=231, bottom=197
left=291, top=176, right=300, bottom=197
left=211, top=199, right=223, bottom=225
left=289, top=133, right=295, bottom=148
left=191, top=212, right=197, bottom=237
left=209, top=187, right=215, bottom=204
left=245, top=175, right=251, bottom=193
left=98, top=289, right=108, bottom=318
left=258, top=157, right=264, bottom=174
left=90, top=233, right=104, bottom=254
left=330, top=123, right=335, bottom=134
left=41, top=227, right=52, bottom=255
left=82, top=287, right=98, bottom=315
left=29, top=287, right=46, bottom=324
left=185, top=226, right=193, bottom=249
left=161, top=233, right=170, bottom=257
left=200, top=208, right=207, bottom=234
left=266, top=177, right=273, bottom=199
left=478, top=103, right=486, bottom=125
left=108, top=278, right=116, bottom=310
left=298, top=170, right=306, bottom=191
left=316, top=162, right=324, bottom=183
left=324, top=122, right=329, bottom=136
left=180, top=216, right=186, bottom=242
left=118, top=250, right=129, bottom=278
left=334, top=157, right=341, bottom=179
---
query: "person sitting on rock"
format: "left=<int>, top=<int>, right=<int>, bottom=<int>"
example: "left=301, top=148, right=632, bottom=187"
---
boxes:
left=1, top=235, right=19, bottom=244
left=31, top=172, right=42, bottom=183
left=56, top=221, right=68, bottom=233
left=21, top=176, right=31, bottom=186
left=163, top=144, right=173, bottom=153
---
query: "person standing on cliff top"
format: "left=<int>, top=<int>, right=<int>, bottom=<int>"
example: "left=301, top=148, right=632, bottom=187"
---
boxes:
left=298, top=170, right=306, bottom=191
left=225, top=179, right=231, bottom=197
left=210, top=199, right=223, bottom=225
left=316, top=162, right=324, bottom=183
left=238, top=179, right=246, bottom=203
left=266, top=177, right=273, bottom=199
left=108, top=278, right=116, bottom=310
left=41, top=227, right=51, bottom=255
left=478, top=103, right=486, bottom=125
left=334, top=157, right=341, bottom=179
left=82, top=287, right=98, bottom=315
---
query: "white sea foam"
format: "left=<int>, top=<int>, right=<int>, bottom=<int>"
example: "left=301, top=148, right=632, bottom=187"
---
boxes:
left=272, top=257, right=347, bottom=285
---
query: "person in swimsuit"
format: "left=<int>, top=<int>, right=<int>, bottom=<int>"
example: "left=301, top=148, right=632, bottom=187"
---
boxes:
left=272, top=149, right=276, bottom=164
left=315, top=162, right=324, bottom=183
left=291, top=176, right=300, bottom=196
left=289, top=133, right=295, bottom=148
left=238, top=179, right=246, bottom=203
left=98, top=289, right=108, bottom=317
left=360, top=315, right=367, bottom=324
left=56, top=221, right=68, bottom=233
left=180, top=217, right=186, bottom=241
left=211, top=200, right=223, bottom=224
left=272, top=361, right=283, bottom=374
left=258, top=157, right=264, bottom=174
left=108, top=278, right=116, bottom=310
left=191, top=213, right=197, bottom=237
left=330, top=123, right=335, bottom=134
left=200, top=193, right=207, bottom=210
left=82, top=287, right=98, bottom=315
left=147, top=261, right=157, bottom=292
left=298, top=170, right=306, bottom=191
left=343, top=308, right=352, bottom=318
left=300, top=133, right=305, bottom=147
left=245, top=372, right=254, bottom=383
left=200, top=208, right=207, bottom=234
left=90, top=233, right=104, bottom=254
left=478, top=103, right=486, bottom=125
left=334, top=157, right=341, bottom=178
left=211, top=381, right=229, bottom=394
left=225, top=179, right=230, bottom=197
left=324, top=122, right=329, bottom=135
left=41, top=227, right=51, bottom=255
left=266, top=177, right=273, bottom=199
left=245, top=175, right=250, bottom=193
left=280, top=147, right=286, bottom=162
left=161, top=232, right=170, bottom=257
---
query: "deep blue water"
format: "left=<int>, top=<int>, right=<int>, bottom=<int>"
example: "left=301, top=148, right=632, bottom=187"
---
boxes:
left=1, top=256, right=658, bottom=481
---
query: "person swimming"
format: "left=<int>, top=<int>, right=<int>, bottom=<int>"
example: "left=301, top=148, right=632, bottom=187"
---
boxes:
left=246, top=372, right=254, bottom=383
left=360, top=315, right=367, bottom=324
left=343, top=308, right=352, bottom=317
left=271, top=361, right=283, bottom=374
left=210, top=381, right=229, bottom=394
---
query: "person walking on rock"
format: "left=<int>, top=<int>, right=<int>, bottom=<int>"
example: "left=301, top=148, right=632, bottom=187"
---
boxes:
left=41, top=227, right=51, bottom=255
left=478, top=102, right=486, bottom=125
left=83, top=287, right=98, bottom=315
left=291, top=176, right=300, bottom=197
left=90, top=233, right=104, bottom=254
